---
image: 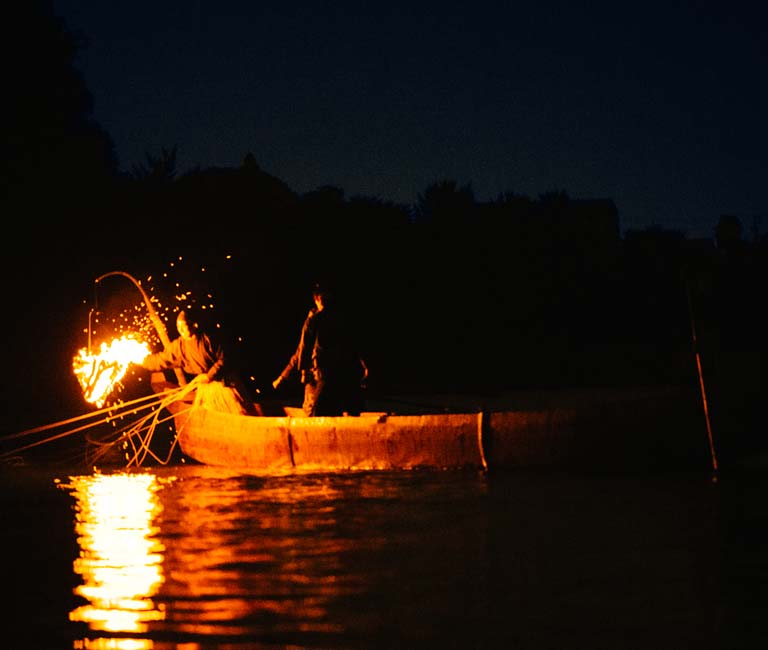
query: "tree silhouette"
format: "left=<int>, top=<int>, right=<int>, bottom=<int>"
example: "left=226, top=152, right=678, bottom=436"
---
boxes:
left=714, top=214, right=743, bottom=252
left=129, top=146, right=178, bottom=183
left=414, top=180, right=475, bottom=224
left=3, top=0, right=117, bottom=224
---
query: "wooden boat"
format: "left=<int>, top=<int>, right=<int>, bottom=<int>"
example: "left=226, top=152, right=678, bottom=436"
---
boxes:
left=78, top=273, right=718, bottom=474
left=151, top=374, right=714, bottom=473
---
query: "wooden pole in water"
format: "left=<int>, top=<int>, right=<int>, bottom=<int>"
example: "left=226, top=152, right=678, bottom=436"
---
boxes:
left=95, top=270, right=187, bottom=387
left=685, top=275, right=718, bottom=473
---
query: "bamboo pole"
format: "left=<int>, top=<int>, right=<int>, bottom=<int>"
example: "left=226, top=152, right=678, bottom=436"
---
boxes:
left=0, top=388, right=181, bottom=442
left=95, top=270, right=187, bottom=386
left=685, top=275, right=718, bottom=473
left=0, top=389, right=184, bottom=459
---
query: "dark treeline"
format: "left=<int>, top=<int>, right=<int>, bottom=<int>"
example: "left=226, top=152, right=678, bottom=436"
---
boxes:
left=3, top=1, right=765, bottom=456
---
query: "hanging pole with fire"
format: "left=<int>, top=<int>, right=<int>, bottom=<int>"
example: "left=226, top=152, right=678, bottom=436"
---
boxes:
left=94, top=270, right=187, bottom=387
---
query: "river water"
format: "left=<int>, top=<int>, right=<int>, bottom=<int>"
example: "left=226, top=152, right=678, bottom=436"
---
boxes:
left=1, top=461, right=766, bottom=650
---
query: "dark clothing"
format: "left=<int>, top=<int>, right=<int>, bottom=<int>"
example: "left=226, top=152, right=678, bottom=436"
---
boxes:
left=142, top=332, right=225, bottom=382
left=275, top=349, right=299, bottom=386
left=142, top=333, right=254, bottom=415
left=280, top=306, right=366, bottom=416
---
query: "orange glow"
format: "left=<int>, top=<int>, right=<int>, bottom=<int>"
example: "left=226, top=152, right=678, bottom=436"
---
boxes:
left=78, top=254, right=252, bottom=407
left=73, top=335, right=150, bottom=408
left=61, top=472, right=168, bottom=637
left=73, top=638, right=155, bottom=649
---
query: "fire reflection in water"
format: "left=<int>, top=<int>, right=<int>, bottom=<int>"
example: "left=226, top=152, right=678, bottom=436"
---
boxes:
left=59, top=468, right=390, bottom=647
left=61, top=472, right=170, bottom=644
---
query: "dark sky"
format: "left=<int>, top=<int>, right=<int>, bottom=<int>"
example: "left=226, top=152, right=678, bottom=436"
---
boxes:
left=52, top=0, right=767, bottom=238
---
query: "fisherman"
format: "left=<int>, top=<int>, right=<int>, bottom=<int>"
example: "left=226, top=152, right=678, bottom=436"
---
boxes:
left=272, top=283, right=368, bottom=416
left=140, top=308, right=256, bottom=414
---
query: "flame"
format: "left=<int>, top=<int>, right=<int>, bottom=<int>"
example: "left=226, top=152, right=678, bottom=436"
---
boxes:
left=74, top=254, right=235, bottom=408
left=73, top=335, right=151, bottom=408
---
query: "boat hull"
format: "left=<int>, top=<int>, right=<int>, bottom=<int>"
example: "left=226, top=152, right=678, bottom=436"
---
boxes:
left=166, top=384, right=711, bottom=473
left=173, top=407, right=487, bottom=471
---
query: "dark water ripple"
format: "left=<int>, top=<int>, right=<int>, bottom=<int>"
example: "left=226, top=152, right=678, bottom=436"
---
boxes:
left=1, top=463, right=767, bottom=649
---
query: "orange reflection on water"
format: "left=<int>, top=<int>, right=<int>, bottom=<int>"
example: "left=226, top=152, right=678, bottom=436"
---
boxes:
left=60, top=472, right=170, bottom=637
left=73, top=639, right=154, bottom=649
left=160, top=472, right=351, bottom=637
left=61, top=468, right=383, bottom=643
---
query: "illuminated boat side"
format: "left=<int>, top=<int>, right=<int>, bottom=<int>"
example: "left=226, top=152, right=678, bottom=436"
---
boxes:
left=155, top=375, right=710, bottom=473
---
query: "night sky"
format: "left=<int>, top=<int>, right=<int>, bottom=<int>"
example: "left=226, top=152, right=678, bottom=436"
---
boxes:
left=2, top=1, right=767, bottom=444
left=52, top=0, right=767, bottom=239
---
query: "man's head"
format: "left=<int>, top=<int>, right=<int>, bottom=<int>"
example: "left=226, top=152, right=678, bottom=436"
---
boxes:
left=312, top=283, right=333, bottom=309
left=176, top=310, right=199, bottom=339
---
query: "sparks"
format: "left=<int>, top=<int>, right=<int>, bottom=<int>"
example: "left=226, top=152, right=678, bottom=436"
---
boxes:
left=73, top=335, right=151, bottom=408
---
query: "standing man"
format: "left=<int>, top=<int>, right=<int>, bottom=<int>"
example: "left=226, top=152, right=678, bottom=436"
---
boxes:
left=273, top=283, right=368, bottom=416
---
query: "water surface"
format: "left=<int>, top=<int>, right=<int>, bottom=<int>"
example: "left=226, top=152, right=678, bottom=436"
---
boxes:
left=1, top=463, right=766, bottom=649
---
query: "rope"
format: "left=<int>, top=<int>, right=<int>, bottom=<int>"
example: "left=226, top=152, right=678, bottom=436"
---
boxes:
left=117, top=382, right=198, bottom=468
left=0, top=386, right=189, bottom=467
left=0, top=388, right=181, bottom=442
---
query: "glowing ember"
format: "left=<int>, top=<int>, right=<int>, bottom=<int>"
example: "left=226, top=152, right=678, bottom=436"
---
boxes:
left=73, top=335, right=150, bottom=408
